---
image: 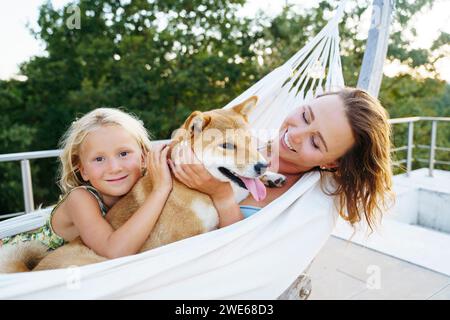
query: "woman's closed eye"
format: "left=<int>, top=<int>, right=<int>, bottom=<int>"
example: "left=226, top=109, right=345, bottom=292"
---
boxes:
left=311, top=136, right=319, bottom=149
left=302, top=109, right=320, bottom=150
left=302, top=111, right=309, bottom=124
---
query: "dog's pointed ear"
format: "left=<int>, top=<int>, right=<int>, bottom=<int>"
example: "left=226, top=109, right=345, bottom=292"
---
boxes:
left=232, top=96, right=258, bottom=117
left=183, top=111, right=211, bottom=135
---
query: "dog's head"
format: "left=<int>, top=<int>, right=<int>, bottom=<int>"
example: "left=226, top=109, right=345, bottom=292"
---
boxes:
left=171, top=96, right=268, bottom=201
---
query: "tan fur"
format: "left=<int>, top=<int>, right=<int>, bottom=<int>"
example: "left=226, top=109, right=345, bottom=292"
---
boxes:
left=2, top=96, right=265, bottom=272
left=0, top=241, right=48, bottom=273
left=33, top=238, right=107, bottom=271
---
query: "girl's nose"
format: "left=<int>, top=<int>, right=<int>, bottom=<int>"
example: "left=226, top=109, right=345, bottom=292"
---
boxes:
left=108, top=159, right=122, bottom=172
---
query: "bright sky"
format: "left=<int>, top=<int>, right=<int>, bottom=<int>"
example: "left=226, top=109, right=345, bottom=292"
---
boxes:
left=1, top=0, right=449, bottom=81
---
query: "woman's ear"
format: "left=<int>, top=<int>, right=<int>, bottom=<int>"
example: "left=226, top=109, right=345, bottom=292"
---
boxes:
left=321, top=161, right=338, bottom=170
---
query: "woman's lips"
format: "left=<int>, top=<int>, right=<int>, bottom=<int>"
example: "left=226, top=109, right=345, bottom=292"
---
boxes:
left=280, top=130, right=297, bottom=153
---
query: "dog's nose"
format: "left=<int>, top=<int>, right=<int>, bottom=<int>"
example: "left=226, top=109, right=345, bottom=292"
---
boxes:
left=254, top=162, right=269, bottom=175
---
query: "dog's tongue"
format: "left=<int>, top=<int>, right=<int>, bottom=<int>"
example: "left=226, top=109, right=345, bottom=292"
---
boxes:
left=239, top=177, right=267, bottom=202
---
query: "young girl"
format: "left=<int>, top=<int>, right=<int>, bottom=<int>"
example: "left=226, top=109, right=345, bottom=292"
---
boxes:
left=1, top=108, right=172, bottom=259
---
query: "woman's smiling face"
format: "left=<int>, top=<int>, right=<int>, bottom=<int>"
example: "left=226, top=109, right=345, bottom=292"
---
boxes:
left=276, top=94, right=356, bottom=173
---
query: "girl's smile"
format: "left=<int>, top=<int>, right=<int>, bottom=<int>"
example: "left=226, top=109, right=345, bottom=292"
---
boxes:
left=106, top=175, right=129, bottom=183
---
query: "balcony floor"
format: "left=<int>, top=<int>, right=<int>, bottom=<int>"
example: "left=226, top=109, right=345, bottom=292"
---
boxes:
left=307, top=235, right=450, bottom=300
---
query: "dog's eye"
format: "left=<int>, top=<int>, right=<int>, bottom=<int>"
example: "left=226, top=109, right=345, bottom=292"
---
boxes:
left=221, top=143, right=236, bottom=150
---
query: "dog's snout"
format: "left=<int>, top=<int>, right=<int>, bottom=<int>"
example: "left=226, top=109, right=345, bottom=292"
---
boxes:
left=254, top=162, right=269, bottom=175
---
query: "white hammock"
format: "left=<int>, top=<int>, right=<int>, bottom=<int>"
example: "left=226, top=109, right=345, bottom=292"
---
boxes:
left=0, top=1, right=347, bottom=299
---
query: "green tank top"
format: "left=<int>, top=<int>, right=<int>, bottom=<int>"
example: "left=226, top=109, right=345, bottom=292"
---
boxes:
left=1, top=185, right=109, bottom=250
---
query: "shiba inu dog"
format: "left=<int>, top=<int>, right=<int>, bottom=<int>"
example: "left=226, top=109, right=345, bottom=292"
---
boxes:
left=0, top=96, right=286, bottom=272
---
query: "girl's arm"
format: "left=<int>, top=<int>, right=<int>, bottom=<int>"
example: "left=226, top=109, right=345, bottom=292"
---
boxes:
left=66, top=144, right=172, bottom=259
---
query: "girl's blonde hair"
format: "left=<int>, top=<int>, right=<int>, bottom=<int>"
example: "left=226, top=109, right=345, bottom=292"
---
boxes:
left=58, top=108, right=152, bottom=194
left=318, top=88, right=394, bottom=232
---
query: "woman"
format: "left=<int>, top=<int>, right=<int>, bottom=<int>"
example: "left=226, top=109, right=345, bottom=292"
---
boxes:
left=168, top=87, right=393, bottom=231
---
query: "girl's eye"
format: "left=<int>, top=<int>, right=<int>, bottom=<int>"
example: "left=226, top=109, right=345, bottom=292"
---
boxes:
left=119, top=151, right=128, bottom=157
left=302, top=111, right=309, bottom=124
left=221, top=143, right=236, bottom=150
left=95, top=156, right=104, bottom=162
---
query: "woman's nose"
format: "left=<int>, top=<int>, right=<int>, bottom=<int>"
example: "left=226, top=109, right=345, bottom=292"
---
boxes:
left=288, top=126, right=308, bottom=144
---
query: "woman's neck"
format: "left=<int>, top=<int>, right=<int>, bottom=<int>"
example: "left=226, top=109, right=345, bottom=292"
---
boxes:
left=269, top=155, right=313, bottom=175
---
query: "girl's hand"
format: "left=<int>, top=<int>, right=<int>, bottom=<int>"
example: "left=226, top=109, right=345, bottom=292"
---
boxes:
left=168, top=144, right=232, bottom=201
left=146, top=144, right=172, bottom=194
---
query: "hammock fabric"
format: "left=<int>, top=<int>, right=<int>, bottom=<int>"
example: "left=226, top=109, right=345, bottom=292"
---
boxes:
left=0, top=1, right=347, bottom=299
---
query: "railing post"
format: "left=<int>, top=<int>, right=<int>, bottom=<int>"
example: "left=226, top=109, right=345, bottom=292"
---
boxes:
left=20, top=159, right=35, bottom=213
left=406, top=121, right=414, bottom=176
left=429, top=120, right=437, bottom=177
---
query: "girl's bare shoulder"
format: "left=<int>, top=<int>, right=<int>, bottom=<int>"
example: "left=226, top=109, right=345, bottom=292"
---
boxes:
left=57, top=188, right=102, bottom=219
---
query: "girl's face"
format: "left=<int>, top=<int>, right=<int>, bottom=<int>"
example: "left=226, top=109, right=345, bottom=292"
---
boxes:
left=78, top=125, right=144, bottom=203
left=276, top=94, right=355, bottom=173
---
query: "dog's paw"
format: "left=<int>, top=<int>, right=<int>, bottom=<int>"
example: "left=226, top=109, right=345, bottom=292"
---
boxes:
left=260, top=172, right=287, bottom=188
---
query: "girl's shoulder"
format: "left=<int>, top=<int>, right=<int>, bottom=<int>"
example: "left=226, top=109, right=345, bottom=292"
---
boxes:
left=55, top=187, right=101, bottom=216
left=56, top=186, right=108, bottom=217
left=65, top=186, right=98, bottom=203
left=49, top=186, right=106, bottom=242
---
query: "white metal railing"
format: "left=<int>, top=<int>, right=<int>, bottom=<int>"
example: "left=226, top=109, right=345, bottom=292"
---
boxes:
left=0, top=150, right=61, bottom=219
left=389, top=116, right=450, bottom=177
left=0, top=118, right=448, bottom=219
